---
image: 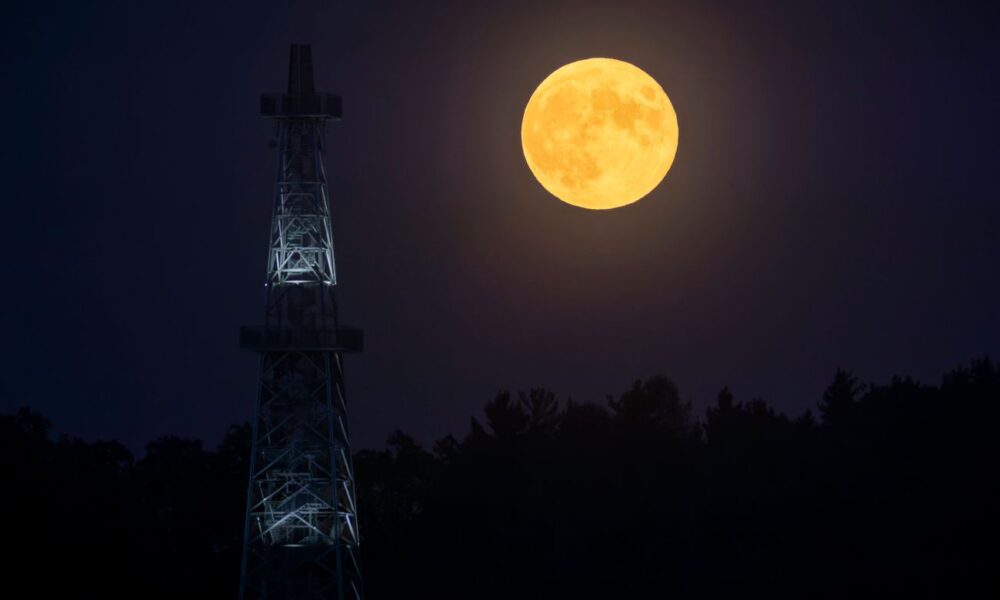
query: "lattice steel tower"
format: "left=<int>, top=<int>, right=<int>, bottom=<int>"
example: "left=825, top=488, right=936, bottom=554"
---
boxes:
left=239, top=44, right=364, bottom=600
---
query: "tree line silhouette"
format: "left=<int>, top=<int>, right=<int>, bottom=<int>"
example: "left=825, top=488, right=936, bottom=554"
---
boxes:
left=2, top=360, right=997, bottom=598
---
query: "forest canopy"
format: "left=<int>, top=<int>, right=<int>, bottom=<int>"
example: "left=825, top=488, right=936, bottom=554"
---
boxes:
left=2, top=359, right=997, bottom=598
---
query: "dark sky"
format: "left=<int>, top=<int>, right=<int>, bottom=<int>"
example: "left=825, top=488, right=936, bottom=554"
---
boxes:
left=2, top=0, right=998, bottom=451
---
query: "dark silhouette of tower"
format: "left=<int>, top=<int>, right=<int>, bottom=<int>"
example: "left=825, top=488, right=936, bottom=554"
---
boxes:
left=239, top=44, right=364, bottom=600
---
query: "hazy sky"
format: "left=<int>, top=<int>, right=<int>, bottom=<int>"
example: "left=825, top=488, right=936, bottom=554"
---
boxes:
left=2, top=0, right=998, bottom=450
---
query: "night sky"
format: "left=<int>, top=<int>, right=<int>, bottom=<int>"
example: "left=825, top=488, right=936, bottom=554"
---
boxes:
left=2, top=0, right=998, bottom=451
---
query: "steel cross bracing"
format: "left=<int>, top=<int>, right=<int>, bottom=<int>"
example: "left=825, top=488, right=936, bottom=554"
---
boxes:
left=241, top=349, right=362, bottom=599
left=240, top=44, right=363, bottom=600
left=267, top=118, right=337, bottom=287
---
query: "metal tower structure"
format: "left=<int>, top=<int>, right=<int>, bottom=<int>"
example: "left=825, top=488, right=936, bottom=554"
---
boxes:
left=239, top=44, right=364, bottom=600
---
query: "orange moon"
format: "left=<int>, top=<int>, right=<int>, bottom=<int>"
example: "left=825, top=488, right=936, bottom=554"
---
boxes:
left=521, top=58, right=679, bottom=210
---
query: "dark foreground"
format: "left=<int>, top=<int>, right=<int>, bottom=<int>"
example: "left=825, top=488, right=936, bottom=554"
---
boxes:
left=2, top=360, right=997, bottom=598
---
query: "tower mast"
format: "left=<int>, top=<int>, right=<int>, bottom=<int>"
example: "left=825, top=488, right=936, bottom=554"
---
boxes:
left=239, top=44, right=364, bottom=600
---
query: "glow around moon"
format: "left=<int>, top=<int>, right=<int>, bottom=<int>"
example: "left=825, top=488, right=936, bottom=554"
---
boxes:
left=521, top=58, right=678, bottom=210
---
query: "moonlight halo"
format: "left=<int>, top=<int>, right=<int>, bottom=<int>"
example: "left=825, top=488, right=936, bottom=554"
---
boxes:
left=521, top=58, right=679, bottom=210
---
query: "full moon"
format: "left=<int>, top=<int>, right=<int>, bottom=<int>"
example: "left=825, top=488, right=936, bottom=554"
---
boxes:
left=521, top=58, right=679, bottom=210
